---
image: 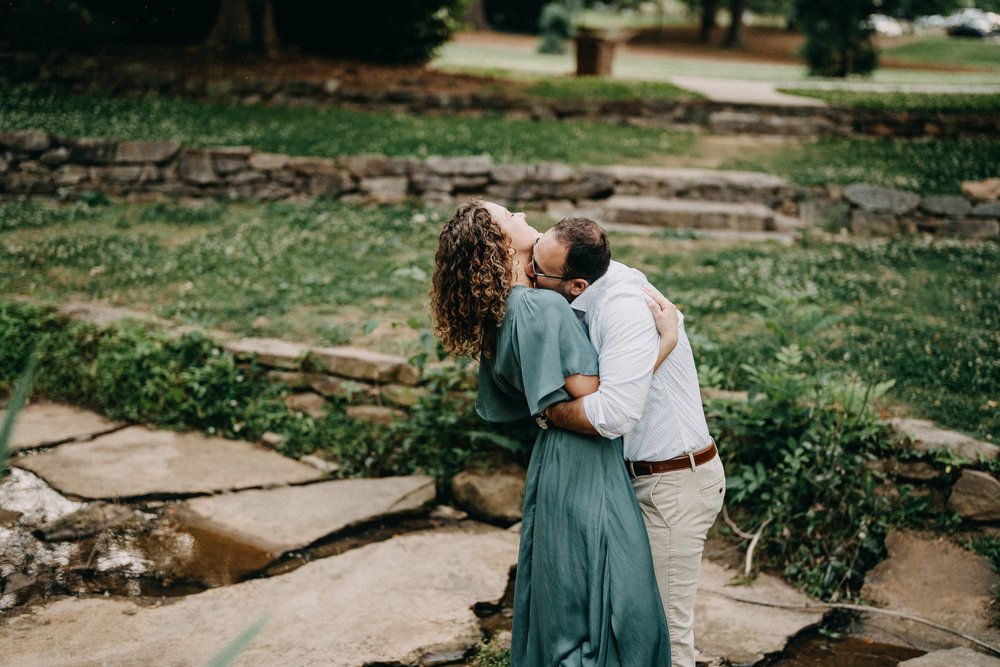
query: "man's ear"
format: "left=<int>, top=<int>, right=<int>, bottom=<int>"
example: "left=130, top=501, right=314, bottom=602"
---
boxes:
left=567, top=278, right=589, bottom=298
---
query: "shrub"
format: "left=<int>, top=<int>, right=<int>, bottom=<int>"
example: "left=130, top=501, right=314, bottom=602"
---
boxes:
left=537, top=2, right=574, bottom=54
left=794, top=0, right=879, bottom=77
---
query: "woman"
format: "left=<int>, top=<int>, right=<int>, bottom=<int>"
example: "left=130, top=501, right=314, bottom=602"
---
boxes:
left=430, top=200, right=675, bottom=666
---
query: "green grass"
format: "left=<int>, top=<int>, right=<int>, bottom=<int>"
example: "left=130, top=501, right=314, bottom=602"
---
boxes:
left=0, top=84, right=693, bottom=166
left=776, top=89, right=1000, bottom=114
left=883, top=36, right=1000, bottom=71
left=522, top=76, right=699, bottom=101
left=2, top=199, right=997, bottom=441
left=722, top=136, right=1000, bottom=194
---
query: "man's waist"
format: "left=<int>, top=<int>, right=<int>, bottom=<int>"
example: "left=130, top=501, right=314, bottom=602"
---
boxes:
left=626, top=440, right=717, bottom=479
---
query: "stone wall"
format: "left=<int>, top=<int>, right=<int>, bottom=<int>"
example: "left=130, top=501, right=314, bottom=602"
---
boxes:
left=1, top=129, right=997, bottom=240
left=3, top=52, right=999, bottom=139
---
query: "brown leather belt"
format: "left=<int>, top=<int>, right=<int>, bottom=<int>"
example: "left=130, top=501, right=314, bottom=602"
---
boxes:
left=626, top=441, right=717, bottom=479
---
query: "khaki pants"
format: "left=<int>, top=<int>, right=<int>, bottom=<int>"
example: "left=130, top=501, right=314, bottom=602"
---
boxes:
left=631, top=455, right=725, bottom=667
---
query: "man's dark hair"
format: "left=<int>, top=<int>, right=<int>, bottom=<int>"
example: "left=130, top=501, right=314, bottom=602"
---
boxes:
left=552, top=217, right=611, bottom=284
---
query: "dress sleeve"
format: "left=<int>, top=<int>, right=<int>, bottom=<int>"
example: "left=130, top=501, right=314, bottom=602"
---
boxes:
left=511, top=289, right=599, bottom=416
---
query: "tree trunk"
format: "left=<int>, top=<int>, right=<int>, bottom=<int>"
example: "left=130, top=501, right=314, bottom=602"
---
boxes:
left=260, top=0, right=281, bottom=58
left=206, top=0, right=254, bottom=51
left=724, top=0, right=746, bottom=49
left=699, top=0, right=719, bottom=43
left=463, top=0, right=490, bottom=30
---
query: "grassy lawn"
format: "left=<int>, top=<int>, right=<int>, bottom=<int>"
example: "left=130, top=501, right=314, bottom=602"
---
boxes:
left=776, top=89, right=1000, bottom=114
left=521, top=76, right=699, bottom=101
left=2, top=199, right=996, bottom=441
left=0, top=85, right=694, bottom=166
left=883, top=36, right=1000, bottom=71
left=722, top=136, right=1000, bottom=194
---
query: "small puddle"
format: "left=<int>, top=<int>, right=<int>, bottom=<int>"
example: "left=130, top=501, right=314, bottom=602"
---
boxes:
left=765, top=631, right=925, bottom=666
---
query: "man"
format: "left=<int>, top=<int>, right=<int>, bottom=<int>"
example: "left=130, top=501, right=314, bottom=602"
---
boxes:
left=530, top=217, right=726, bottom=667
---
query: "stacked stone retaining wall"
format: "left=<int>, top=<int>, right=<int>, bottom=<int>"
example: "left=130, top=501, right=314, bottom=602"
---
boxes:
left=1, top=130, right=997, bottom=239
left=3, top=52, right=999, bottom=139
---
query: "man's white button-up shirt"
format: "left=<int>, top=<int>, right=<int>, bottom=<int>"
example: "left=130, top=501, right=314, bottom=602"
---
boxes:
left=575, top=261, right=711, bottom=462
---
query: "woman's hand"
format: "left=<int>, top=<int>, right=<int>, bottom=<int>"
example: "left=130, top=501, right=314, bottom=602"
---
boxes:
left=644, top=286, right=679, bottom=371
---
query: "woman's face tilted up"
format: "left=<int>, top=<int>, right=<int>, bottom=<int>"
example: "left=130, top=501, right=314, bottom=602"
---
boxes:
left=481, top=201, right=539, bottom=253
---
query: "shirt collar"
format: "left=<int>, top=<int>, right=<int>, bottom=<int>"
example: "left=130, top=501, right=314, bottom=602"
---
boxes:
left=571, top=261, right=623, bottom=314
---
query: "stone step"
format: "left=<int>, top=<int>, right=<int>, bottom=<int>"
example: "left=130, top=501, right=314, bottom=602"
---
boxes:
left=595, top=195, right=804, bottom=232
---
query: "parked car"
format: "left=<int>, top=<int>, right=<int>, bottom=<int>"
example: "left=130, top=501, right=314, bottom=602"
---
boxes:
left=870, top=14, right=906, bottom=37
left=942, top=8, right=1000, bottom=38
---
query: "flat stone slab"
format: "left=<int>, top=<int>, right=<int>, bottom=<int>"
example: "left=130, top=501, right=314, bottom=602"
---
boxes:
left=859, top=530, right=1000, bottom=652
left=14, top=426, right=322, bottom=499
left=695, top=560, right=826, bottom=664
left=1, top=402, right=123, bottom=451
left=0, top=525, right=519, bottom=667
left=900, top=647, right=1000, bottom=666
left=176, top=476, right=436, bottom=556
left=891, top=418, right=998, bottom=462
left=599, top=196, right=800, bottom=232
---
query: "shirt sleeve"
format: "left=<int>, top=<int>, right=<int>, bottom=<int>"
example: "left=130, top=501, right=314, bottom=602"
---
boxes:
left=582, top=286, right=659, bottom=439
left=512, top=289, right=599, bottom=416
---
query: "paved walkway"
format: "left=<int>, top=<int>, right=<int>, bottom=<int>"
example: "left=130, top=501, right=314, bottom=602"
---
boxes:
left=672, top=76, right=827, bottom=106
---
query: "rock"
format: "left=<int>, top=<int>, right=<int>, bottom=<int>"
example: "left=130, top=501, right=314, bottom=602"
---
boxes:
left=283, top=392, right=329, bottom=419
left=0, top=468, right=84, bottom=525
left=323, top=78, right=341, bottom=94
left=211, top=146, right=252, bottom=176
left=52, top=164, right=88, bottom=186
left=66, top=137, right=116, bottom=165
left=299, top=454, right=339, bottom=474
left=490, top=164, right=532, bottom=184
left=339, top=154, right=412, bottom=178
left=891, top=418, right=998, bottom=462
left=15, top=426, right=322, bottom=499
left=962, top=178, right=1000, bottom=202
left=426, top=155, right=492, bottom=176
left=973, top=202, right=1000, bottom=218
left=177, top=475, right=434, bottom=556
left=899, top=647, right=1000, bottom=666
left=695, top=560, right=826, bottom=665
left=248, top=152, right=289, bottom=171
left=345, top=405, right=407, bottom=426
left=360, top=176, right=409, bottom=202
left=0, top=526, right=517, bottom=667
left=57, top=302, right=171, bottom=328
left=265, top=370, right=309, bottom=389
left=33, top=502, right=139, bottom=541
left=177, top=150, right=218, bottom=185
left=451, top=468, right=525, bottom=523
left=920, top=195, right=972, bottom=217
left=38, top=147, right=70, bottom=166
left=859, top=530, right=1000, bottom=652
left=845, top=184, right=921, bottom=215
left=430, top=505, right=468, bottom=521
left=0, top=129, right=51, bottom=153
left=310, top=346, right=419, bottom=385
left=114, top=141, right=181, bottom=164
left=223, top=337, right=310, bottom=370
left=942, top=217, right=999, bottom=240
left=257, top=432, right=286, bottom=450
left=0, top=508, right=23, bottom=526
left=600, top=196, right=784, bottom=231
left=950, top=470, right=1000, bottom=521
left=306, top=373, right=376, bottom=401
left=0, top=402, right=122, bottom=451
left=381, top=384, right=430, bottom=408
left=893, top=461, right=940, bottom=482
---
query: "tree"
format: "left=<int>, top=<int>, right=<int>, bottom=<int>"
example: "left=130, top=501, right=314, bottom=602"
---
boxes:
left=724, top=0, right=746, bottom=48
left=700, top=0, right=720, bottom=42
left=795, top=0, right=878, bottom=77
left=205, top=0, right=280, bottom=56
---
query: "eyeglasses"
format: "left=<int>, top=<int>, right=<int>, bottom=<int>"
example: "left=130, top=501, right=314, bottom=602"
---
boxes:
left=531, top=237, right=570, bottom=281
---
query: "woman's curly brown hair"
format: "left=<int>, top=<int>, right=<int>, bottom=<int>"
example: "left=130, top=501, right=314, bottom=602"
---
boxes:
left=430, top=200, right=513, bottom=359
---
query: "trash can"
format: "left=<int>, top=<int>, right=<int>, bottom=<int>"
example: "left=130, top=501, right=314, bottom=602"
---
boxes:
left=575, top=27, right=622, bottom=77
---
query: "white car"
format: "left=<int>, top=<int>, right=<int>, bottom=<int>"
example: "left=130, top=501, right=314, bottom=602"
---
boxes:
left=870, top=14, right=905, bottom=37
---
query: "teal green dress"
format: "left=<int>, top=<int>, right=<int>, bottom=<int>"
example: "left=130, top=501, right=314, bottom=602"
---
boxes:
left=477, top=286, right=671, bottom=667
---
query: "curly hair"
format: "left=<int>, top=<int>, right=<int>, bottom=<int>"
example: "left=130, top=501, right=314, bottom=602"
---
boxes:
left=430, top=200, right=513, bottom=359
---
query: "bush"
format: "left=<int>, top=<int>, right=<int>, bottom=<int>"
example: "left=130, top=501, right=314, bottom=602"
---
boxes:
left=537, top=2, right=574, bottom=54
left=274, top=1, right=468, bottom=64
left=794, top=0, right=878, bottom=77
